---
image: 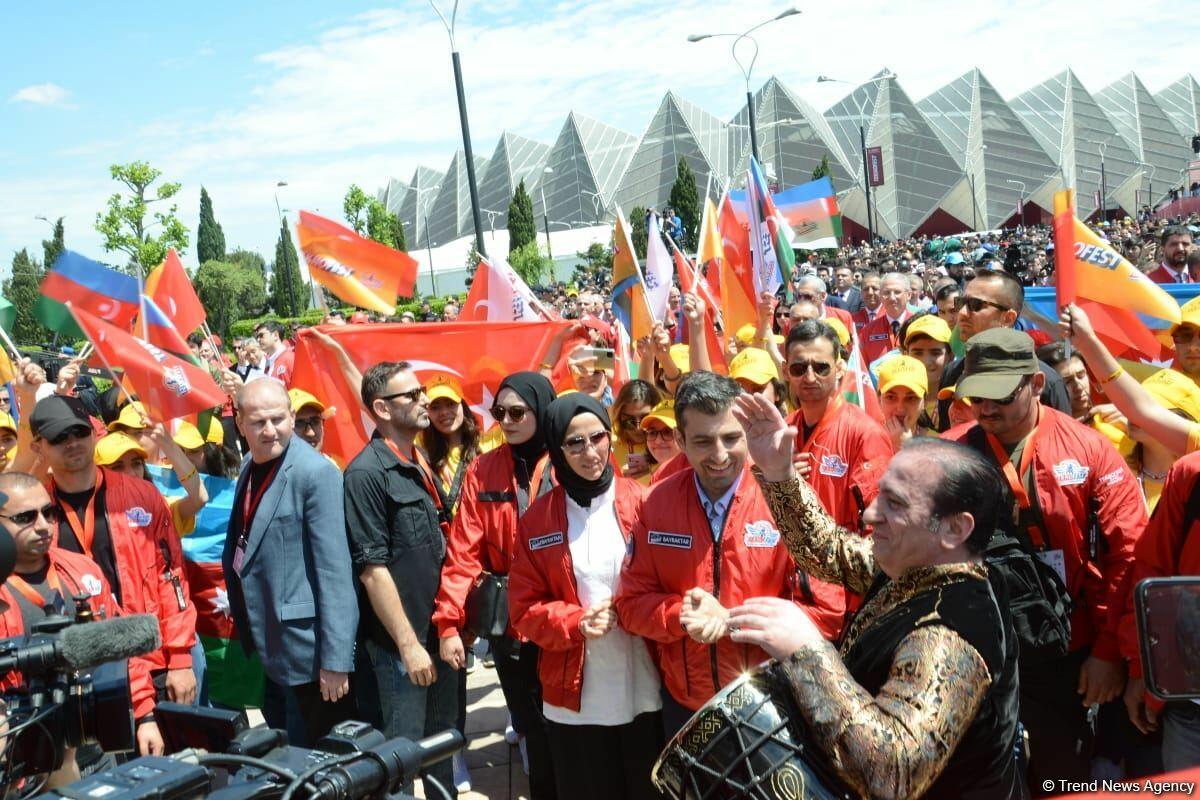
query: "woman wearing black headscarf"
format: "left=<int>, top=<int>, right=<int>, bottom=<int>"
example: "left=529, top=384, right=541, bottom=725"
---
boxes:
left=509, top=394, right=663, bottom=800
left=431, top=371, right=559, bottom=800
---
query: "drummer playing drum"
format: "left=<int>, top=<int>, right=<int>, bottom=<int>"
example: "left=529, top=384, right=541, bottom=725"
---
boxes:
left=726, top=393, right=1025, bottom=800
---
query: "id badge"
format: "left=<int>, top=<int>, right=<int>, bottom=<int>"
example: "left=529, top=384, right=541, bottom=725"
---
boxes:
left=232, top=544, right=246, bottom=574
left=1035, top=549, right=1068, bottom=585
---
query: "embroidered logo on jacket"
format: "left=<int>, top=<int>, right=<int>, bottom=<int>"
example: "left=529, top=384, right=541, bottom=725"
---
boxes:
left=529, top=532, right=564, bottom=551
left=1052, top=459, right=1090, bottom=486
left=819, top=455, right=849, bottom=478
left=82, top=574, right=103, bottom=597
left=648, top=531, right=692, bottom=549
left=743, top=521, right=780, bottom=548
left=1098, top=468, right=1125, bottom=487
left=126, top=507, right=152, bottom=527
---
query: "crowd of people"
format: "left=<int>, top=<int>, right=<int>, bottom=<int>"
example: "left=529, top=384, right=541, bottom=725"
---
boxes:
left=0, top=209, right=1198, bottom=799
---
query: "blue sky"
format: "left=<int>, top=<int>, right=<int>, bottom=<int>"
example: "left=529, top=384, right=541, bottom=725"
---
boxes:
left=2, top=1, right=1192, bottom=277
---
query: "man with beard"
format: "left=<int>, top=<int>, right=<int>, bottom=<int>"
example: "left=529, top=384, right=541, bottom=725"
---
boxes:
left=1147, top=226, right=1195, bottom=284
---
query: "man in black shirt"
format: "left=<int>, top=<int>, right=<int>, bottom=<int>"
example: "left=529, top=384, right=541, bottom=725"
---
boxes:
left=344, top=361, right=457, bottom=798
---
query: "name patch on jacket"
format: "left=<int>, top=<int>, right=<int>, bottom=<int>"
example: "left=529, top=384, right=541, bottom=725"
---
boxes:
left=818, top=455, right=849, bottom=478
left=126, top=507, right=152, bottom=527
left=648, top=531, right=692, bottom=549
left=529, top=532, right=564, bottom=551
left=868, top=333, right=890, bottom=342
left=1052, top=459, right=1089, bottom=486
left=743, top=521, right=780, bottom=548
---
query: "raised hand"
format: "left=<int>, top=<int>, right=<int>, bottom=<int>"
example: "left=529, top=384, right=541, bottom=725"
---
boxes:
left=731, top=393, right=797, bottom=482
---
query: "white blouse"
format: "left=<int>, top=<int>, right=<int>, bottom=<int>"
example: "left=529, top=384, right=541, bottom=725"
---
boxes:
left=543, top=482, right=662, bottom=726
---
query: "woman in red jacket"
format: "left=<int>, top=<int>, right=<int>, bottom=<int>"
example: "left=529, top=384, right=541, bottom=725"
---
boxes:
left=509, top=394, right=662, bottom=800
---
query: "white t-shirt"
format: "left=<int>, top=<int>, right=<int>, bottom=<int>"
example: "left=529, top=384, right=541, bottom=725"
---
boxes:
left=543, top=483, right=662, bottom=726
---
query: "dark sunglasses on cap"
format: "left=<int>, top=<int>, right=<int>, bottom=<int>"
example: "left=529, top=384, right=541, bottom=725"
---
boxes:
left=490, top=404, right=530, bottom=424
left=786, top=360, right=834, bottom=378
left=0, top=503, right=60, bottom=527
left=46, top=425, right=93, bottom=446
left=968, top=376, right=1030, bottom=406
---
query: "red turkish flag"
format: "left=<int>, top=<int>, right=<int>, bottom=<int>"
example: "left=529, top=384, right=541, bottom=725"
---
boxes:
left=673, top=244, right=727, bottom=374
left=144, top=249, right=207, bottom=337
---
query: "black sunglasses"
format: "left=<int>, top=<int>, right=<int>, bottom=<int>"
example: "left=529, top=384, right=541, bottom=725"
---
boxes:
left=490, top=404, right=529, bottom=424
left=294, top=416, right=325, bottom=431
left=969, top=376, right=1030, bottom=406
left=787, top=360, right=834, bottom=378
left=47, top=426, right=92, bottom=446
left=378, top=386, right=426, bottom=404
left=618, top=414, right=648, bottom=431
left=562, top=430, right=611, bottom=454
left=960, top=296, right=1010, bottom=314
left=0, top=503, right=60, bottom=527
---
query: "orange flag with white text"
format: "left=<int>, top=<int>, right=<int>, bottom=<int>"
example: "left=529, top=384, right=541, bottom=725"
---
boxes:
left=296, top=211, right=418, bottom=314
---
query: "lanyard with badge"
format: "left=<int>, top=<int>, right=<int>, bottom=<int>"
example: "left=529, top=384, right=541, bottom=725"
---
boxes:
left=6, top=563, right=63, bottom=610
left=232, top=460, right=281, bottom=573
left=55, top=471, right=105, bottom=558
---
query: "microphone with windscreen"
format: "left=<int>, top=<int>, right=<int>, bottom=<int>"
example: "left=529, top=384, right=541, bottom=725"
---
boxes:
left=0, top=613, right=161, bottom=676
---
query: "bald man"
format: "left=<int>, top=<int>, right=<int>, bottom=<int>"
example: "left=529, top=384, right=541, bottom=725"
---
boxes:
left=795, top=275, right=856, bottom=346
left=225, top=379, right=357, bottom=746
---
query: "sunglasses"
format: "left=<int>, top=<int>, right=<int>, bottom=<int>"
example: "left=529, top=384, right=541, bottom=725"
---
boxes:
left=968, top=376, right=1030, bottom=406
left=644, top=427, right=675, bottom=442
left=959, top=296, right=1010, bottom=314
left=0, top=503, right=60, bottom=527
left=295, top=416, right=325, bottom=431
left=618, top=414, right=648, bottom=431
left=47, top=426, right=92, bottom=446
left=562, top=430, right=611, bottom=455
left=786, top=360, right=834, bottom=378
left=490, top=404, right=530, bottom=424
left=378, top=386, right=426, bottom=404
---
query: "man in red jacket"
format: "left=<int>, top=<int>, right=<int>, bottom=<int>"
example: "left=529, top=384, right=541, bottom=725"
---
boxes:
left=944, top=328, right=1146, bottom=791
left=1146, top=225, right=1194, bottom=284
left=28, top=396, right=197, bottom=717
left=615, top=371, right=843, bottom=736
left=0, top=472, right=159, bottom=757
left=858, top=272, right=912, bottom=364
left=784, top=320, right=893, bottom=532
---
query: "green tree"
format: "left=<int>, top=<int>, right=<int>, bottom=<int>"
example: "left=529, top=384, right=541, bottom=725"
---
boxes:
left=630, top=205, right=648, bottom=260
left=2, top=250, right=49, bottom=345
left=194, top=259, right=267, bottom=342
left=197, top=186, right=226, bottom=264
left=812, top=154, right=832, bottom=183
left=668, top=158, right=701, bottom=251
left=463, top=240, right=483, bottom=287
left=509, top=241, right=549, bottom=286
left=94, top=161, right=189, bottom=274
left=42, top=217, right=65, bottom=271
left=343, top=184, right=370, bottom=234
left=507, top=180, right=537, bottom=254
left=366, top=200, right=406, bottom=251
left=269, top=223, right=304, bottom=316
left=573, top=242, right=613, bottom=287
left=224, top=248, right=267, bottom=275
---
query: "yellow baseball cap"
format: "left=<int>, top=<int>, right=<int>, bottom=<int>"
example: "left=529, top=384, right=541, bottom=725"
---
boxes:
left=824, top=317, right=851, bottom=348
left=0, top=411, right=16, bottom=435
left=640, top=400, right=677, bottom=430
left=935, top=385, right=970, bottom=405
left=1169, top=295, right=1200, bottom=338
left=877, top=355, right=928, bottom=397
left=109, top=401, right=150, bottom=431
left=426, top=375, right=465, bottom=405
left=173, top=421, right=206, bottom=450
left=669, top=343, right=690, bottom=374
left=288, top=388, right=326, bottom=416
left=904, top=314, right=952, bottom=346
left=735, top=324, right=784, bottom=346
left=94, top=431, right=147, bottom=466
left=1142, top=368, right=1200, bottom=422
left=729, top=347, right=778, bottom=386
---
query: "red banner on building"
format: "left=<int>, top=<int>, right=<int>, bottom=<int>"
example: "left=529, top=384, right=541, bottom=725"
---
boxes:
left=866, top=147, right=885, bottom=187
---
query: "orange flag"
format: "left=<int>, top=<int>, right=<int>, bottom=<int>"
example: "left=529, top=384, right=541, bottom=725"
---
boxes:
left=717, top=195, right=758, bottom=339
left=144, top=249, right=206, bottom=337
left=1053, top=190, right=1076, bottom=309
left=296, top=211, right=418, bottom=314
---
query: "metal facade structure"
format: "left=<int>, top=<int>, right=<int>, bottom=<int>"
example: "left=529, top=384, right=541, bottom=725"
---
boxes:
left=381, top=70, right=1198, bottom=249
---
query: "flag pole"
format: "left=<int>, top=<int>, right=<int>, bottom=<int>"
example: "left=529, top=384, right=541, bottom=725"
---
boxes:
left=65, top=303, right=133, bottom=404
left=0, top=324, right=22, bottom=365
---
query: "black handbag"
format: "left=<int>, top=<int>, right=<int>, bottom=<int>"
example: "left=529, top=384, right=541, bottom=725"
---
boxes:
left=465, top=571, right=509, bottom=640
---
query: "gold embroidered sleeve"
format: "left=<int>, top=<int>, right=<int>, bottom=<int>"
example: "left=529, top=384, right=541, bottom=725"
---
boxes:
left=757, top=473, right=875, bottom=594
left=781, top=625, right=992, bottom=800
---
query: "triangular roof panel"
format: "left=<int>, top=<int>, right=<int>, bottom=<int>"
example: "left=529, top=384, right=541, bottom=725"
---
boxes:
left=377, top=178, right=409, bottom=216
left=398, top=166, right=443, bottom=249
left=477, top=132, right=550, bottom=231
left=532, top=112, right=636, bottom=226
left=426, top=150, right=490, bottom=247
left=1097, top=73, right=1193, bottom=206
left=1155, top=75, right=1200, bottom=139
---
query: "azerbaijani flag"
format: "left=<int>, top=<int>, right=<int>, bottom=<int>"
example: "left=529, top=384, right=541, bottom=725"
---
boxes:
left=610, top=208, right=654, bottom=341
left=745, top=157, right=796, bottom=299
left=35, top=251, right=140, bottom=337
left=297, top=211, right=418, bottom=315
left=149, top=465, right=264, bottom=709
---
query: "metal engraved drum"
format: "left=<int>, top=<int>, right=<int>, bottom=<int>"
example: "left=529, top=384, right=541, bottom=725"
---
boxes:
left=652, top=661, right=854, bottom=800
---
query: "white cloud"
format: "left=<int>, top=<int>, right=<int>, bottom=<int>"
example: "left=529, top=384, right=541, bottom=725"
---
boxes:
left=9, top=83, right=73, bottom=107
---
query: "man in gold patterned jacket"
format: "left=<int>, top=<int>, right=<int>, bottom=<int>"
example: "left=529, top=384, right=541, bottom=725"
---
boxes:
left=727, top=393, right=1026, bottom=800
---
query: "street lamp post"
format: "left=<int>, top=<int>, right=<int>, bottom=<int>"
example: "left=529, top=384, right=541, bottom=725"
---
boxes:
left=817, top=72, right=896, bottom=244
left=1142, top=162, right=1157, bottom=211
left=430, top=1, right=488, bottom=260
left=1097, top=141, right=1108, bottom=222
left=687, top=8, right=801, bottom=165
left=539, top=166, right=555, bottom=268
left=1006, top=179, right=1026, bottom=226
left=273, top=181, right=300, bottom=315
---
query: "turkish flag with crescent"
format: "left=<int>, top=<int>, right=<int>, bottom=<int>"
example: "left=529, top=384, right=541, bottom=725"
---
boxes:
left=144, top=249, right=207, bottom=337
left=291, top=321, right=572, bottom=466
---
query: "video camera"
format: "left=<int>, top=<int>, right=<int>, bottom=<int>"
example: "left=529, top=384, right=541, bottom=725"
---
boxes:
left=36, top=705, right=463, bottom=800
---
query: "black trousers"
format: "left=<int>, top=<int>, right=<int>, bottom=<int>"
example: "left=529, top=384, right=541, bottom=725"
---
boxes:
left=1020, top=649, right=1092, bottom=796
left=264, top=678, right=357, bottom=748
left=546, top=711, right=664, bottom=800
left=493, top=636, right=556, bottom=800
left=659, top=687, right=695, bottom=741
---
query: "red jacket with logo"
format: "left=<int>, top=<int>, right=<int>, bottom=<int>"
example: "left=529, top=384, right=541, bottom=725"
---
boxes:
left=433, top=445, right=551, bottom=639
left=859, top=310, right=910, bottom=364
left=1118, top=451, right=1200, bottom=678
left=508, top=479, right=646, bottom=712
left=614, top=467, right=844, bottom=711
left=788, top=400, right=893, bottom=531
left=851, top=306, right=878, bottom=333
left=48, top=468, right=195, bottom=674
left=0, top=547, right=157, bottom=719
left=946, top=407, right=1147, bottom=660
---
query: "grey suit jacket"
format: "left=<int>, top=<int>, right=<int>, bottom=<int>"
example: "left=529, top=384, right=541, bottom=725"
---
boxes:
left=222, top=437, right=357, bottom=686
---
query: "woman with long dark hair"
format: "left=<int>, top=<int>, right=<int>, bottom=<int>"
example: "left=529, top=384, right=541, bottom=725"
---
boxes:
left=509, top=394, right=661, bottom=800
left=608, top=379, right=661, bottom=484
